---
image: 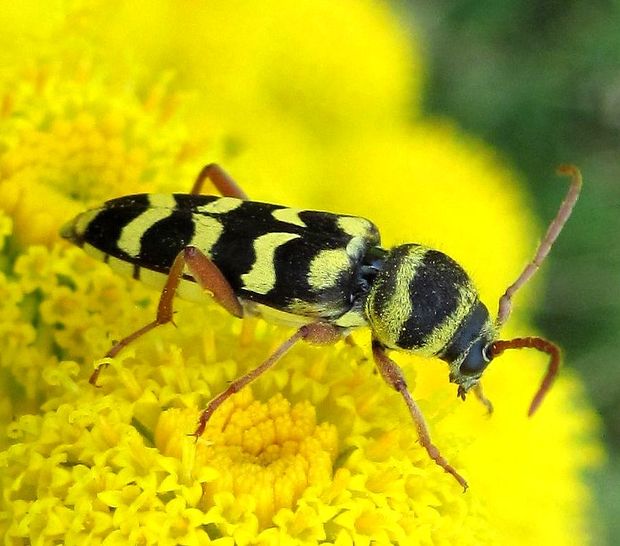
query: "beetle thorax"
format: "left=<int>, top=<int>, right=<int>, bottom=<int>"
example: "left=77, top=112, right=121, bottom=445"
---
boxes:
left=365, top=244, right=493, bottom=364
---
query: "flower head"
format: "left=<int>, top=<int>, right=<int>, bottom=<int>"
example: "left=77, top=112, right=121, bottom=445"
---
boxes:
left=0, top=1, right=601, bottom=545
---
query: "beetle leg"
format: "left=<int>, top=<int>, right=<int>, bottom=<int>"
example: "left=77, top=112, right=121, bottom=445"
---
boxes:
left=183, top=246, right=243, bottom=318
left=90, top=246, right=242, bottom=385
left=472, top=382, right=494, bottom=415
left=371, top=339, right=468, bottom=491
left=190, top=163, right=249, bottom=199
left=192, top=322, right=342, bottom=438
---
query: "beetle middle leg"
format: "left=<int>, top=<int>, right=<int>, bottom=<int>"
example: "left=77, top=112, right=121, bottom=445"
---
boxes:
left=90, top=246, right=243, bottom=385
left=192, top=322, right=342, bottom=438
left=371, top=339, right=468, bottom=491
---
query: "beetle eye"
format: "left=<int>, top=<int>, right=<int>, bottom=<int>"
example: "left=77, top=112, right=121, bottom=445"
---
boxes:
left=459, top=338, right=491, bottom=376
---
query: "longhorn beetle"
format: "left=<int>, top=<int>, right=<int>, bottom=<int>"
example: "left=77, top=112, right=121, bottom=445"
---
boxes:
left=61, top=163, right=582, bottom=490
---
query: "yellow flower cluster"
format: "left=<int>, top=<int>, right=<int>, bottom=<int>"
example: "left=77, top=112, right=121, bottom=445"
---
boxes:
left=0, top=1, right=601, bottom=545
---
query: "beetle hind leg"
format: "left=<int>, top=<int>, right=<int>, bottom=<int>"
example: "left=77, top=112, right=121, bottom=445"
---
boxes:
left=191, top=163, right=249, bottom=199
left=90, top=246, right=243, bottom=385
left=192, top=322, right=342, bottom=438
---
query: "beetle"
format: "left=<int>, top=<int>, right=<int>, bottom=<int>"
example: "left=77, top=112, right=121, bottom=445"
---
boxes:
left=60, top=163, right=582, bottom=490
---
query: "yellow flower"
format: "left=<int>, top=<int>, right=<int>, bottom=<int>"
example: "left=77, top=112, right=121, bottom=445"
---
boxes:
left=93, top=0, right=421, bottom=141
left=0, top=216, right=601, bottom=544
left=0, top=1, right=601, bottom=545
left=0, top=3, right=201, bottom=247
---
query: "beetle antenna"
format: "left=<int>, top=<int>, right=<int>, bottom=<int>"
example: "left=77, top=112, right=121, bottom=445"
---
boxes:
left=489, top=337, right=560, bottom=416
left=496, top=165, right=582, bottom=328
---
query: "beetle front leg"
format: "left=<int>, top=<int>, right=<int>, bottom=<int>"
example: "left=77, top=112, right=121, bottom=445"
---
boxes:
left=371, top=340, right=468, bottom=491
left=472, top=382, right=494, bottom=415
left=192, top=322, right=342, bottom=438
left=191, top=163, right=249, bottom=199
left=90, top=246, right=243, bottom=385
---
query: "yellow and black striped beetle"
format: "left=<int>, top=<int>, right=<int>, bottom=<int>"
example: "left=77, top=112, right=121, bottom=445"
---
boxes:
left=61, top=163, right=582, bottom=490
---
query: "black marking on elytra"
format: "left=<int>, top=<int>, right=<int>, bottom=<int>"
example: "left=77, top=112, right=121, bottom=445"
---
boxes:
left=84, top=195, right=150, bottom=259
left=173, top=194, right=220, bottom=210
left=80, top=195, right=384, bottom=321
left=397, top=249, right=469, bottom=350
left=139, top=210, right=196, bottom=270
left=207, top=201, right=372, bottom=291
left=132, top=263, right=141, bottom=281
left=202, top=201, right=379, bottom=318
left=298, top=210, right=380, bottom=245
left=194, top=199, right=380, bottom=244
left=267, top=234, right=353, bottom=318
